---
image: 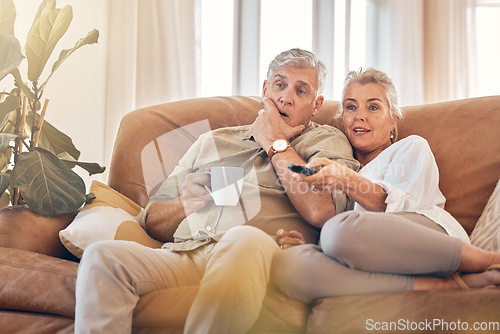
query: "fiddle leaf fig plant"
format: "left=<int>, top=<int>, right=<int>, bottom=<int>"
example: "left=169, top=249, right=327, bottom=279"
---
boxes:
left=0, top=0, right=105, bottom=217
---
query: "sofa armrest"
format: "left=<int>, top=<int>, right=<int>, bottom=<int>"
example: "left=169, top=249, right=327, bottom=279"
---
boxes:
left=0, top=206, right=78, bottom=261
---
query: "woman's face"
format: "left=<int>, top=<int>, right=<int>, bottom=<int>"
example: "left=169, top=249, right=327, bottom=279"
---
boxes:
left=342, top=83, right=395, bottom=156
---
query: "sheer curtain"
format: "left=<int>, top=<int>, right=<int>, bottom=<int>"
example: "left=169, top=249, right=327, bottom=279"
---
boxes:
left=365, top=0, right=425, bottom=106
left=232, top=0, right=260, bottom=96
left=423, top=0, right=477, bottom=103
left=104, top=0, right=200, bottom=169
left=363, top=0, right=478, bottom=105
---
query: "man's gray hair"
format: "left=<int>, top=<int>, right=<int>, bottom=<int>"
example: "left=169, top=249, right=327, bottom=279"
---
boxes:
left=266, top=48, right=327, bottom=96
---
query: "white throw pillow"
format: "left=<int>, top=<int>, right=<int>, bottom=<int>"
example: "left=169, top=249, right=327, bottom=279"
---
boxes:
left=470, top=179, right=500, bottom=251
left=59, top=181, right=162, bottom=258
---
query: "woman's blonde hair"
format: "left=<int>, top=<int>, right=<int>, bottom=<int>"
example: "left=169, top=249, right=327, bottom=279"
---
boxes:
left=338, top=68, right=405, bottom=141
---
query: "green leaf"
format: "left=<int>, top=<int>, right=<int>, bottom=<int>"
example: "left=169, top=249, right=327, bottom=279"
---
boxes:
left=31, top=0, right=55, bottom=27
left=26, top=5, right=73, bottom=81
left=40, top=29, right=99, bottom=90
left=0, top=109, right=17, bottom=133
left=0, top=0, right=16, bottom=35
left=0, top=146, right=11, bottom=172
left=0, top=93, right=19, bottom=123
left=0, top=34, right=24, bottom=81
left=11, top=68, right=35, bottom=101
left=0, top=132, right=18, bottom=152
left=36, top=118, right=80, bottom=160
left=57, top=151, right=105, bottom=176
left=0, top=172, right=9, bottom=195
left=73, top=161, right=106, bottom=176
left=11, top=147, right=86, bottom=216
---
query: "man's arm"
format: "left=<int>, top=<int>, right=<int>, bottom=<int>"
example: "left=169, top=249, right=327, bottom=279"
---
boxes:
left=252, top=98, right=338, bottom=228
left=268, top=148, right=337, bottom=227
left=146, top=171, right=212, bottom=242
left=146, top=199, right=186, bottom=242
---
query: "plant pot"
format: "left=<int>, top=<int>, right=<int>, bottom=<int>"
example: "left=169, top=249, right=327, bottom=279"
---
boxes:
left=0, top=205, right=78, bottom=261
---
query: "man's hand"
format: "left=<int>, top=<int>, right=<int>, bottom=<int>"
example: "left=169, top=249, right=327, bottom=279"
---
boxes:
left=276, top=229, right=306, bottom=249
left=146, top=171, right=213, bottom=242
left=181, top=171, right=213, bottom=216
left=252, top=97, right=305, bottom=151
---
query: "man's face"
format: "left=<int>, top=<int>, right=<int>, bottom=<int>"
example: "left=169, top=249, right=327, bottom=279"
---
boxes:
left=262, top=66, right=324, bottom=128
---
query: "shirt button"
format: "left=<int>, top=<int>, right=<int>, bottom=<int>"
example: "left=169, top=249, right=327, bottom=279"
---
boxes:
left=206, top=226, right=212, bottom=231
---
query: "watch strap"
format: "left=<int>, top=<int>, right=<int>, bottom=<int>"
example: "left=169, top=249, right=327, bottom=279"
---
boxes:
left=267, top=147, right=277, bottom=160
left=267, top=141, right=290, bottom=160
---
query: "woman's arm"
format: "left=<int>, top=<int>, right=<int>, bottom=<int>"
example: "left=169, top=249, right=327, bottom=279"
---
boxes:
left=342, top=171, right=387, bottom=212
left=298, top=158, right=388, bottom=212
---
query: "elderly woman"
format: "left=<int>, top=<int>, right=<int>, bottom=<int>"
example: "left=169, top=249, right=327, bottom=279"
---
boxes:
left=273, top=68, right=500, bottom=302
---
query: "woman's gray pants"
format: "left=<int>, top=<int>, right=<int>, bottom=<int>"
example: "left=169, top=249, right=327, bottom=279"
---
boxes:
left=271, top=211, right=463, bottom=303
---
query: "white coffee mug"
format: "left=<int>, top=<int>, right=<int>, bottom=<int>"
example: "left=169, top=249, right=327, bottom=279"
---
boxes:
left=205, top=166, right=244, bottom=206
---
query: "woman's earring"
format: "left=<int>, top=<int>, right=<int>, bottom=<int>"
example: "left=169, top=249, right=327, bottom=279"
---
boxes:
left=390, top=131, right=395, bottom=140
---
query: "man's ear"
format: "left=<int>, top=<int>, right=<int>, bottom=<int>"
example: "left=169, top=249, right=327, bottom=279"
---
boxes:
left=312, top=95, right=325, bottom=116
left=262, top=80, right=268, bottom=96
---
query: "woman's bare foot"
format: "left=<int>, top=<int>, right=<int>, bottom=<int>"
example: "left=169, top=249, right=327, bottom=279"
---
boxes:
left=458, top=243, right=500, bottom=273
left=413, top=268, right=500, bottom=291
left=456, top=268, right=500, bottom=289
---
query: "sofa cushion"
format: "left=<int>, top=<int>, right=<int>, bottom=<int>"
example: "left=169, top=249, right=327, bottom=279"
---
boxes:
left=470, top=178, right=500, bottom=251
left=0, top=247, right=78, bottom=317
left=398, top=96, right=500, bottom=234
left=250, top=285, right=309, bottom=333
left=0, top=311, right=74, bottom=334
left=59, top=181, right=162, bottom=258
left=307, top=289, right=500, bottom=333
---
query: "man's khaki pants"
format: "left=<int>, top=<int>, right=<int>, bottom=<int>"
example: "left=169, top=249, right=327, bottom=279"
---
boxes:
left=75, top=225, right=279, bottom=334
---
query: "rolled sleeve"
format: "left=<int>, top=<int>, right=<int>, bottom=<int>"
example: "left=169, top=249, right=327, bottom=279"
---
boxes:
left=375, top=180, right=420, bottom=213
left=296, top=124, right=359, bottom=214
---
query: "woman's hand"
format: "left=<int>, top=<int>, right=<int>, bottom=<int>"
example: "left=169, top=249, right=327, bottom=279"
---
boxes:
left=296, top=157, right=388, bottom=212
left=276, top=229, right=306, bottom=249
left=296, top=157, right=355, bottom=193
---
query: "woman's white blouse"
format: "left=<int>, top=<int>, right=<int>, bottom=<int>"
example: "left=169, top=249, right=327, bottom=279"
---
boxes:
left=354, top=135, right=470, bottom=243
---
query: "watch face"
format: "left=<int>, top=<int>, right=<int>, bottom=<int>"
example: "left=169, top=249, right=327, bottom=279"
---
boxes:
left=273, top=139, right=289, bottom=151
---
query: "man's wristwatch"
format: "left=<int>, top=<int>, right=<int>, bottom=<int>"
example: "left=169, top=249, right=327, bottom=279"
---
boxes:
left=267, top=139, right=290, bottom=160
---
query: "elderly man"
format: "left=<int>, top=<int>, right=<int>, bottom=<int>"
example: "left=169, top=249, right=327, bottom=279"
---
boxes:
left=75, top=48, right=358, bottom=334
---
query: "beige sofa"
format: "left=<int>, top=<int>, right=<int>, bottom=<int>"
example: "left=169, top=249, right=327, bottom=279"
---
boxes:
left=1, top=95, right=499, bottom=333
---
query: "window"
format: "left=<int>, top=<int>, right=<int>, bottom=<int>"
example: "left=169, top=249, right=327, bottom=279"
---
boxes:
left=200, top=0, right=234, bottom=97
left=200, top=0, right=498, bottom=102
left=200, top=0, right=364, bottom=99
left=259, top=0, right=313, bottom=85
left=332, top=0, right=366, bottom=100
left=475, top=1, right=500, bottom=97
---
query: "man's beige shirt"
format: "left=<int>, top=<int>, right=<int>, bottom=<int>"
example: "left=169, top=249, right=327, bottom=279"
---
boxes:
left=146, top=122, right=359, bottom=251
